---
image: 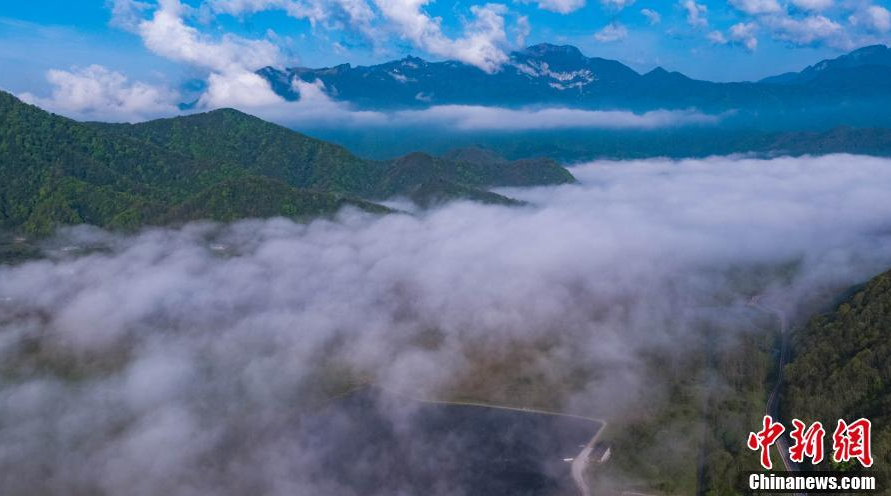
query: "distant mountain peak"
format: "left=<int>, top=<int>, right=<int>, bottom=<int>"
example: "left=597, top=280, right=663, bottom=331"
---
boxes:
left=400, top=55, right=425, bottom=63
left=521, top=43, right=585, bottom=60
left=760, top=44, right=891, bottom=84
left=253, top=43, right=891, bottom=117
left=847, top=44, right=890, bottom=58
left=643, top=66, right=691, bottom=82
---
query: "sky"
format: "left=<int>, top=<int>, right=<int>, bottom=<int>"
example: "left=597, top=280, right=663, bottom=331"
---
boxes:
left=0, top=0, right=889, bottom=122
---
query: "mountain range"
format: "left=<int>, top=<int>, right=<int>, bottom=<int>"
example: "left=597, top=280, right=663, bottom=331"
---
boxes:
left=0, top=90, right=574, bottom=240
left=260, top=43, right=891, bottom=129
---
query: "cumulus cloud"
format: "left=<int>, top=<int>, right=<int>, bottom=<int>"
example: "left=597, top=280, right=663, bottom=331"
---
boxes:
left=729, top=0, right=782, bottom=15
left=110, top=0, right=515, bottom=108
left=119, top=0, right=293, bottom=111
left=205, top=0, right=517, bottom=72
left=708, top=23, right=757, bottom=51
left=708, top=30, right=728, bottom=44
left=18, top=65, right=179, bottom=122
left=371, top=1, right=511, bottom=73
left=594, top=22, right=628, bottom=42
left=601, top=0, right=635, bottom=10
left=849, top=4, right=891, bottom=33
left=681, top=0, right=708, bottom=27
left=108, top=0, right=152, bottom=31
left=197, top=71, right=284, bottom=108
left=867, top=5, right=891, bottom=32
left=730, top=21, right=759, bottom=50
left=763, top=13, right=847, bottom=46
left=515, top=14, right=531, bottom=45
left=528, top=0, right=586, bottom=14
left=724, top=0, right=858, bottom=49
left=210, top=0, right=377, bottom=35
left=641, top=8, right=661, bottom=24
left=137, top=0, right=283, bottom=74
left=790, top=0, right=833, bottom=12
left=3, top=155, right=891, bottom=494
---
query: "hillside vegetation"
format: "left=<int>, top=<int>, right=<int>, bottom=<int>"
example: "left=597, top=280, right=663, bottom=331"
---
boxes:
left=784, top=269, right=891, bottom=486
left=0, top=91, right=574, bottom=238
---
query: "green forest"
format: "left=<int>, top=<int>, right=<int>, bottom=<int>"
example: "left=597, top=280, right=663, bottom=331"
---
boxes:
left=0, top=90, right=574, bottom=238
left=784, top=269, right=891, bottom=492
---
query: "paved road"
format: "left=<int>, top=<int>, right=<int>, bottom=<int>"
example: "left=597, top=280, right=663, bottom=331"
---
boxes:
left=571, top=417, right=609, bottom=496
left=750, top=296, right=806, bottom=496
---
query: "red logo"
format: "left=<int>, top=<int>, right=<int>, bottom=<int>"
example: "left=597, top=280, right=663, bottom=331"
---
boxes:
left=832, top=418, right=873, bottom=468
left=747, top=415, right=786, bottom=470
left=748, top=416, right=873, bottom=469
left=789, top=419, right=825, bottom=464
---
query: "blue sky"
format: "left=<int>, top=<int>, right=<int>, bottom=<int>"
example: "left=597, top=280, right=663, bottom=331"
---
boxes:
left=1, top=0, right=889, bottom=122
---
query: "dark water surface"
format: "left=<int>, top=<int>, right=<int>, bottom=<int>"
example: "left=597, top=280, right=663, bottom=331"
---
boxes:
left=296, top=389, right=602, bottom=496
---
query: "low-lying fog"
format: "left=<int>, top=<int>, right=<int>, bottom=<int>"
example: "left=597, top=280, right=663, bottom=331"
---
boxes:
left=2, top=155, right=891, bottom=495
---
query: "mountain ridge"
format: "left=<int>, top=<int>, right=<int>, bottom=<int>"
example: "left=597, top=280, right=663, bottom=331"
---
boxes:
left=0, top=90, right=575, bottom=239
left=258, top=43, right=891, bottom=127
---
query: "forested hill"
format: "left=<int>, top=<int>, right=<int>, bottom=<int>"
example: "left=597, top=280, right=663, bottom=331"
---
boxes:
left=784, top=269, right=891, bottom=478
left=0, top=91, right=575, bottom=237
left=89, top=109, right=385, bottom=198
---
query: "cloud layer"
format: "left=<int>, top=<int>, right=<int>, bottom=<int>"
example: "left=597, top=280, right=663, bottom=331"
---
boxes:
left=18, top=69, right=722, bottom=129
left=3, top=155, right=891, bottom=494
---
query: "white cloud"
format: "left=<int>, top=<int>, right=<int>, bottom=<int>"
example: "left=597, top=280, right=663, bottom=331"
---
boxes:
left=4, top=155, right=891, bottom=495
left=708, top=30, right=728, bottom=44
left=530, top=0, right=586, bottom=14
left=17, top=67, right=720, bottom=131
left=209, top=0, right=377, bottom=33
left=369, top=0, right=510, bottom=72
left=18, top=65, right=179, bottom=122
left=515, top=15, right=531, bottom=46
left=194, top=73, right=720, bottom=130
left=867, top=5, right=891, bottom=32
left=728, top=0, right=782, bottom=15
left=224, top=78, right=722, bottom=130
left=601, top=0, right=636, bottom=10
left=641, top=8, right=661, bottom=24
left=681, top=0, right=708, bottom=27
left=730, top=21, right=759, bottom=50
left=790, top=0, right=833, bottom=12
left=394, top=105, right=720, bottom=130
left=764, top=14, right=847, bottom=46
left=137, top=0, right=283, bottom=74
left=197, top=71, right=284, bottom=108
left=123, top=0, right=294, bottom=113
left=108, top=0, right=152, bottom=31
left=207, top=0, right=519, bottom=70
left=206, top=78, right=389, bottom=126
left=594, top=22, right=629, bottom=42
left=852, top=5, right=891, bottom=33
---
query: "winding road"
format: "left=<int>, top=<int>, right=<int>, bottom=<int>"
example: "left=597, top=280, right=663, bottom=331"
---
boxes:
left=749, top=296, right=806, bottom=496
left=571, top=417, right=608, bottom=496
